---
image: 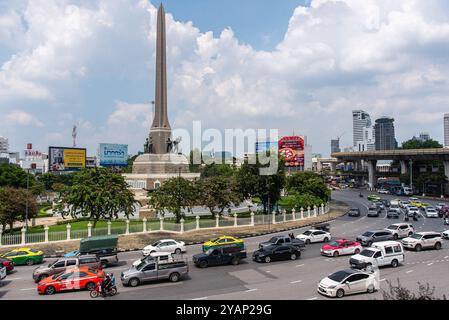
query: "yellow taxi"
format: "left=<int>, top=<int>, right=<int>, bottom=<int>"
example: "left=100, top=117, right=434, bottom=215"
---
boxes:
left=0, top=248, right=44, bottom=266
left=202, top=236, right=244, bottom=252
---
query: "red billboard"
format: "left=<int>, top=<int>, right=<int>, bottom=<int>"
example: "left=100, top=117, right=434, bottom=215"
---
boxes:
left=278, top=136, right=305, bottom=167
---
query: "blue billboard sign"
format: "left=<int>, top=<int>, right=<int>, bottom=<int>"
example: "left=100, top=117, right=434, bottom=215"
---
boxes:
left=99, top=143, right=128, bottom=167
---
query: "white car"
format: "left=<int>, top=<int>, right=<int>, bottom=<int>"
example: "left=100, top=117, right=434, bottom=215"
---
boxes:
left=425, top=207, right=439, bottom=218
left=297, top=229, right=331, bottom=244
left=378, top=189, right=389, bottom=194
left=436, top=203, right=446, bottom=211
left=406, top=206, right=420, bottom=216
left=133, top=251, right=175, bottom=267
left=142, top=239, right=186, bottom=256
left=442, top=230, right=449, bottom=240
left=385, top=223, right=414, bottom=240
left=0, top=265, right=6, bottom=281
left=400, top=201, right=410, bottom=208
left=318, top=269, right=379, bottom=298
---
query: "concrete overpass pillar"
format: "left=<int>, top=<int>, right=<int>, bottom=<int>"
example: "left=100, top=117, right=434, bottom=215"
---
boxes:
left=330, top=162, right=336, bottom=173
left=316, top=160, right=323, bottom=172
left=367, top=160, right=377, bottom=191
left=354, top=160, right=362, bottom=172
left=444, top=161, right=449, bottom=195
left=400, top=161, right=409, bottom=175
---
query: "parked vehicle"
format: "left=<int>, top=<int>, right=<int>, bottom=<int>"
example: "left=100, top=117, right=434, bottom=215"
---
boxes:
left=142, top=239, right=186, bottom=256
left=258, top=235, right=305, bottom=249
left=384, top=223, right=414, bottom=240
left=202, top=236, right=244, bottom=252
left=0, top=257, right=14, bottom=273
left=442, top=230, right=449, bottom=239
left=33, top=255, right=101, bottom=283
left=253, top=244, right=301, bottom=263
left=121, top=260, right=188, bottom=287
left=347, top=208, right=361, bottom=217
left=65, top=235, right=119, bottom=267
left=133, top=251, right=176, bottom=267
left=193, top=246, right=247, bottom=268
left=0, top=265, right=6, bottom=281
left=367, top=206, right=381, bottom=217
left=356, top=230, right=394, bottom=246
left=37, top=267, right=105, bottom=295
left=0, top=248, right=44, bottom=266
left=350, top=241, right=404, bottom=269
left=401, top=232, right=443, bottom=251
left=386, top=209, right=400, bottom=219
left=424, top=207, right=439, bottom=218
left=320, top=240, right=362, bottom=257
left=318, top=269, right=379, bottom=298
left=296, top=229, right=331, bottom=244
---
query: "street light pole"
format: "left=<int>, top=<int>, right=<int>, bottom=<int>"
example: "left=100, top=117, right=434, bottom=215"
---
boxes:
left=409, top=160, right=413, bottom=191
left=25, top=169, right=30, bottom=230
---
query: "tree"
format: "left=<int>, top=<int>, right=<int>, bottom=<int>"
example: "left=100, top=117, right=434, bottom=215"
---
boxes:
left=0, top=164, right=36, bottom=189
left=200, top=163, right=235, bottom=179
left=401, top=138, right=442, bottom=150
left=198, top=176, right=242, bottom=217
left=148, top=177, right=197, bottom=223
left=282, top=193, right=324, bottom=210
left=0, top=187, right=37, bottom=233
left=54, top=168, right=137, bottom=228
left=382, top=279, right=447, bottom=300
left=189, top=149, right=202, bottom=173
left=36, top=172, right=75, bottom=191
left=286, top=171, right=330, bottom=202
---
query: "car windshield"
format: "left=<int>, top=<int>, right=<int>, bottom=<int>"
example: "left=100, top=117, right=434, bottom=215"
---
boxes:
left=359, top=249, right=376, bottom=257
left=328, top=271, right=352, bottom=283
left=329, top=241, right=341, bottom=247
left=211, top=238, right=221, bottom=243
left=152, top=241, right=161, bottom=246
left=52, top=271, right=65, bottom=280
left=206, top=249, right=217, bottom=255
left=136, top=261, right=147, bottom=271
left=410, top=234, right=423, bottom=240
left=387, top=225, right=398, bottom=230
left=362, top=232, right=374, bottom=237
left=369, top=208, right=376, bottom=211
left=303, top=231, right=312, bottom=236
left=268, top=237, right=278, bottom=243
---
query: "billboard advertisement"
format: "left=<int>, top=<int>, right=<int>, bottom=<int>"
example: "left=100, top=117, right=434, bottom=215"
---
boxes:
left=278, top=136, right=305, bottom=167
left=49, top=147, right=86, bottom=172
left=99, top=143, right=128, bottom=167
left=255, top=141, right=278, bottom=154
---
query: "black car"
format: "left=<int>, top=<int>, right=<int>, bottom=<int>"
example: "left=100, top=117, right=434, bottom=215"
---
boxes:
left=382, top=199, right=391, bottom=207
left=252, top=244, right=301, bottom=263
left=193, top=246, right=247, bottom=268
left=347, top=208, right=361, bottom=217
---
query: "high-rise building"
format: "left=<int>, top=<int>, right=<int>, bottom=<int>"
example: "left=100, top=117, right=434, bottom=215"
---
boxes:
left=331, top=139, right=341, bottom=154
left=445, top=114, right=449, bottom=147
left=352, top=110, right=372, bottom=148
left=0, top=136, right=9, bottom=153
left=374, top=117, right=397, bottom=150
left=419, top=132, right=430, bottom=142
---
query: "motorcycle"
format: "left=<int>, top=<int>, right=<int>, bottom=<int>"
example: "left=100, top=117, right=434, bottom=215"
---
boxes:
left=444, top=217, right=449, bottom=225
left=412, top=213, right=418, bottom=221
left=359, top=193, right=364, bottom=198
left=90, top=283, right=117, bottom=298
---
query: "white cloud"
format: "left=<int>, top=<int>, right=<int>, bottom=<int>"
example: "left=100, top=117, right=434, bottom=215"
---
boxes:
left=5, top=110, right=44, bottom=127
left=1, top=0, right=449, bottom=155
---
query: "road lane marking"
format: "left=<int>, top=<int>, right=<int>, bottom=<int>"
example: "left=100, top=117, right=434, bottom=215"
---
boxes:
left=445, top=256, right=449, bottom=259
left=6, top=277, right=22, bottom=281
left=380, top=278, right=386, bottom=282
left=427, top=262, right=434, bottom=266
left=295, top=264, right=305, bottom=267
left=20, top=288, right=35, bottom=291
left=290, top=280, right=302, bottom=284
left=307, top=297, right=318, bottom=300
left=245, top=288, right=258, bottom=292
left=406, top=270, right=414, bottom=274
left=192, top=297, right=208, bottom=300
left=265, top=270, right=271, bottom=273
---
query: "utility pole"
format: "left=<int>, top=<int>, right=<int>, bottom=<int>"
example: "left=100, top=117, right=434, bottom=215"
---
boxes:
left=409, top=159, right=413, bottom=191
left=25, top=169, right=30, bottom=230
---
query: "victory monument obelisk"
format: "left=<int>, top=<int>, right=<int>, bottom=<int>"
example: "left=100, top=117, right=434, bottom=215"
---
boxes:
left=124, top=4, right=199, bottom=197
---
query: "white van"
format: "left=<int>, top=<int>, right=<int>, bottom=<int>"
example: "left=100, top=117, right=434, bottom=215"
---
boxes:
left=132, top=251, right=175, bottom=267
left=349, top=241, right=404, bottom=269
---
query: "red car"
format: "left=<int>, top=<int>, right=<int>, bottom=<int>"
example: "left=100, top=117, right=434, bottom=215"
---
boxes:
left=0, top=257, right=14, bottom=273
left=320, top=239, right=363, bottom=257
left=37, top=266, right=105, bottom=295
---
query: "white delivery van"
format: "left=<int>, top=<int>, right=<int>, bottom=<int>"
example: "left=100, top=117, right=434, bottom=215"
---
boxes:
left=349, top=241, right=404, bottom=269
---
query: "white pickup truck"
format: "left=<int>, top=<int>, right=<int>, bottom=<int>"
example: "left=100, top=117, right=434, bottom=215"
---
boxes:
left=349, top=241, right=404, bottom=269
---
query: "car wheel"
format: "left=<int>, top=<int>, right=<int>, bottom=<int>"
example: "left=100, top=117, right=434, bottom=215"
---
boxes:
left=169, top=272, right=180, bottom=282
left=129, top=278, right=140, bottom=287
left=199, top=260, right=208, bottom=268
left=290, top=253, right=297, bottom=260
left=306, top=239, right=311, bottom=245
left=434, top=242, right=442, bottom=250
left=45, top=286, right=56, bottom=295
left=333, top=251, right=340, bottom=257
left=367, top=285, right=375, bottom=293
left=25, top=259, right=34, bottom=266
left=391, top=259, right=399, bottom=268
left=415, top=244, right=422, bottom=252
left=38, top=274, right=48, bottom=282
left=85, top=282, right=96, bottom=291
left=264, top=256, right=271, bottom=263
left=367, top=241, right=373, bottom=247
left=101, top=261, right=108, bottom=268
left=174, top=248, right=182, bottom=254
left=336, top=289, right=345, bottom=298
left=393, top=234, right=398, bottom=240
left=408, top=232, right=413, bottom=236
left=324, top=237, right=329, bottom=243
left=354, top=249, right=360, bottom=255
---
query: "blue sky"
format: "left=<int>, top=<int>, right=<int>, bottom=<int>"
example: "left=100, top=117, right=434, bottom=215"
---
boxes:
left=1, top=0, right=449, bottom=158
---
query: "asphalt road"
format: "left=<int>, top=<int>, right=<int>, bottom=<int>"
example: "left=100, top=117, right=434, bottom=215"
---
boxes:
left=1, top=189, right=449, bottom=300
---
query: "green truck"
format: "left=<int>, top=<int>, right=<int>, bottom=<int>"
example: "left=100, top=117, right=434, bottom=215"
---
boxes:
left=64, top=235, right=119, bottom=267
